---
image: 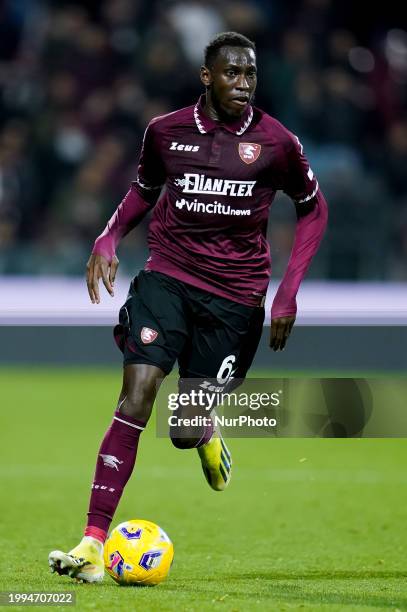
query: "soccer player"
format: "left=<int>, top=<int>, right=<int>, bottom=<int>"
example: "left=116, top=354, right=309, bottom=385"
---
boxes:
left=49, top=31, right=327, bottom=582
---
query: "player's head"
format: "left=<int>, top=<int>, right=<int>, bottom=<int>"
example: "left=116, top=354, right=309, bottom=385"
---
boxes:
left=201, top=32, right=257, bottom=120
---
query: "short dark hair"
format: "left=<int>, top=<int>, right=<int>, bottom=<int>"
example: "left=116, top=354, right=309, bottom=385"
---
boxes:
left=204, top=31, right=256, bottom=68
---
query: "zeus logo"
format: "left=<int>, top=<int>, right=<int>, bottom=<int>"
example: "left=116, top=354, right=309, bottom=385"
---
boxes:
left=174, top=173, right=256, bottom=197
left=170, top=142, right=200, bottom=152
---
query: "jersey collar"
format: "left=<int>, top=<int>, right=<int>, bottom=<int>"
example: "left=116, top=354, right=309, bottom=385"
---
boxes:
left=194, top=94, right=253, bottom=136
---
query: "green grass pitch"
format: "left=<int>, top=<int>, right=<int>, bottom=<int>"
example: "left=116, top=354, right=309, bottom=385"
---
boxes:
left=0, top=367, right=406, bottom=611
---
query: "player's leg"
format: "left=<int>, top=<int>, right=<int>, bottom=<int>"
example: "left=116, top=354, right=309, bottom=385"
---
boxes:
left=171, top=292, right=265, bottom=490
left=170, top=299, right=264, bottom=449
left=84, top=363, right=165, bottom=538
left=169, top=377, right=215, bottom=449
left=196, top=305, right=264, bottom=491
left=48, top=363, right=164, bottom=583
left=49, top=271, right=189, bottom=582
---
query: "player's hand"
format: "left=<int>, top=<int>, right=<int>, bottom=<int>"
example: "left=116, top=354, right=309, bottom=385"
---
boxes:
left=86, top=253, right=119, bottom=304
left=269, top=316, right=295, bottom=351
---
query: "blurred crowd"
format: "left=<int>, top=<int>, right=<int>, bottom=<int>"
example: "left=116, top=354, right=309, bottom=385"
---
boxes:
left=0, top=0, right=406, bottom=279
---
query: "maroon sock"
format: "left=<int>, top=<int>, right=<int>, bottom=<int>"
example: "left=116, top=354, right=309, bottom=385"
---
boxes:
left=85, top=410, right=145, bottom=537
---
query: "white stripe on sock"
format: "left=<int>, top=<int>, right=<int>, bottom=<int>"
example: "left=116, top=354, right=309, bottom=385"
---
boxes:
left=114, top=416, right=144, bottom=430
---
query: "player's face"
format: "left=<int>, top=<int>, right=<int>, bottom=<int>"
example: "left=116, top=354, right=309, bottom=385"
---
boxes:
left=201, top=46, right=257, bottom=120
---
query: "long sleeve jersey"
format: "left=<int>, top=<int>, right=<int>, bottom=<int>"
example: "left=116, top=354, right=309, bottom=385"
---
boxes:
left=93, top=95, right=328, bottom=315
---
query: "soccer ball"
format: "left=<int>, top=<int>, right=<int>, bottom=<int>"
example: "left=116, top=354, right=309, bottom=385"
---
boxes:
left=104, top=519, right=174, bottom=586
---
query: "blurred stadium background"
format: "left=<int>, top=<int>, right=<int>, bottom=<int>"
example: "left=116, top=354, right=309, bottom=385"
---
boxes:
left=0, top=0, right=406, bottom=367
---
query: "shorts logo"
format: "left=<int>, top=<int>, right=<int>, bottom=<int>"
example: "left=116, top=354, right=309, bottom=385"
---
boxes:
left=238, top=143, right=261, bottom=164
left=141, top=327, right=158, bottom=344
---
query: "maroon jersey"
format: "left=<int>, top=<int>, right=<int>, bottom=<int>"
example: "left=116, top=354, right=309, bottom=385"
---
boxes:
left=133, top=95, right=319, bottom=307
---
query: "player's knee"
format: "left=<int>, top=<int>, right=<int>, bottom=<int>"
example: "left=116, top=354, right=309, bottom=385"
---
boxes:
left=118, top=364, right=165, bottom=423
left=120, top=381, right=156, bottom=423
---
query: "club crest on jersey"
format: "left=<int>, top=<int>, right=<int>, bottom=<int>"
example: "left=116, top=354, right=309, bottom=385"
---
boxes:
left=140, top=327, right=158, bottom=344
left=239, top=143, right=261, bottom=164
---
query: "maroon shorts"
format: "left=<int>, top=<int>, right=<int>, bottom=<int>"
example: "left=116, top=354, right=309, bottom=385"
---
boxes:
left=114, top=271, right=264, bottom=379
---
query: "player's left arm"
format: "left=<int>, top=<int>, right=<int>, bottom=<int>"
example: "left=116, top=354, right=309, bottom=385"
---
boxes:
left=270, top=134, right=328, bottom=351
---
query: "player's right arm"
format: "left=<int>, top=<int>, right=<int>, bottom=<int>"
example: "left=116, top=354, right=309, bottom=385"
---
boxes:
left=270, top=132, right=328, bottom=350
left=87, top=122, right=165, bottom=304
